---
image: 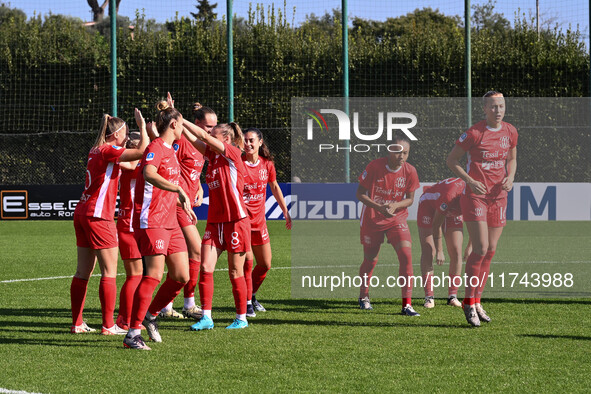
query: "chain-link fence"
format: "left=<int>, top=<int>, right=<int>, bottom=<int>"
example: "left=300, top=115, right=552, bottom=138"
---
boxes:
left=2, top=0, right=590, bottom=184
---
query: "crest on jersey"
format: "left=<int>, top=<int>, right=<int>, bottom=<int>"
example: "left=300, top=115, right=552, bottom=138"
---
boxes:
left=499, top=136, right=510, bottom=149
left=396, top=177, right=405, bottom=188
left=155, top=239, right=165, bottom=250
left=146, top=152, right=155, bottom=161
left=459, top=132, right=467, bottom=142
left=259, top=169, right=268, bottom=181
left=440, top=203, right=448, bottom=211
left=422, top=216, right=431, bottom=224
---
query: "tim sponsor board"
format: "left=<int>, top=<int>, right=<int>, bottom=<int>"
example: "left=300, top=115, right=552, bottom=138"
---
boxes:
left=1, top=183, right=588, bottom=221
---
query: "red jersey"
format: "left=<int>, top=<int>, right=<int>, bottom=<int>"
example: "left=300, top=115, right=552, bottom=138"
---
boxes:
left=173, top=135, right=205, bottom=206
left=133, top=138, right=181, bottom=230
left=420, top=178, right=465, bottom=217
left=358, top=158, right=420, bottom=230
left=456, top=120, right=518, bottom=199
left=117, top=163, right=141, bottom=233
left=74, top=144, right=125, bottom=220
left=204, top=143, right=248, bottom=223
left=242, top=156, right=276, bottom=230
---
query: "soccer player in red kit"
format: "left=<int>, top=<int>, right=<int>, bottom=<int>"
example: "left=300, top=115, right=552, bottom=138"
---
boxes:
left=115, top=132, right=144, bottom=330
left=182, top=120, right=252, bottom=330
left=357, top=134, right=420, bottom=316
left=242, top=128, right=292, bottom=317
left=71, top=109, right=148, bottom=335
left=122, top=101, right=194, bottom=350
left=447, top=91, right=517, bottom=327
left=417, top=177, right=468, bottom=308
left=158, top=96, right=216, bottom=320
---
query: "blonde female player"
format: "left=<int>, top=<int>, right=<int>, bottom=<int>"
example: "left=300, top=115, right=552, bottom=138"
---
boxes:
left=115, top=132, right=143, bottom=330
left=446, top=91, right=517, bottom=327
left=356, top=134, right=420, bottom=316
left=241, top=127, right=291, bottom=317
left=71, top=110, right=148, bottom=335
left=181, top=120, right=252, bottom=330
left=122, top=101, right=194, bottom=350
left=417, top=177, right=468, bottom=309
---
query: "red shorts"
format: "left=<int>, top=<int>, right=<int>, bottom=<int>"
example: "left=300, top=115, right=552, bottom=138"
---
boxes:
left=417, top=202, right=463, bottom=230
left=74, top=214, right=118, bottom=249
left=251, top=224, right=270, bottom=246
left=460, top=194, right=507, bottom=227
left=202, top=218, right=251, bottom=253
left=134, top=227, right=187, bottom=256
left=118, top=230, right=141, bottom=260
left=360, top=222, right=412, bottom=248
left=176, top=205, right=197, bottom=228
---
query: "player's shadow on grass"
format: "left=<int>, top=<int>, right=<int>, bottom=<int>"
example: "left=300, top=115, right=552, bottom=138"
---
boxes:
left=0, top=336, right=107, bottom=347
left=480, top=299, right=591, bottom=305
left=0, top=307, right=72, bottom=318
left=250, top=317, right=463, bottom=329
left=518, top=334, right=591, bottom=341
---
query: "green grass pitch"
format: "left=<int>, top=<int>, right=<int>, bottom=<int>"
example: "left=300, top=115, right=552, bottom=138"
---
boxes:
left=0, top=220, right=590, bottom=393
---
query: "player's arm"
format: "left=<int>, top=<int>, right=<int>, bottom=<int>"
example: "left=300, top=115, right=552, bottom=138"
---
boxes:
left=119, top=108, right=150, bottom=162
left=446, top=145, right=486, bottom=195
left=195, top=184, right=204, bottom=207
left=502, top=147, right=517, bottom=191
left=143, top=164, right=193, bottom=217
left=387, top=190, right=415, bottom=214
left=119, top=160, right=138, bottom=171
left=182, top=119, right=226, bottom=155
left=356, top=184, right=392, bottom=217
left=270, top=179, right=292, bottom=229
left=431, top=210, right=446, bottom=266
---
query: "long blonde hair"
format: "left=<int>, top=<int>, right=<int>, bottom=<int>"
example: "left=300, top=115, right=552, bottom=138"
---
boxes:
left=93, top=114, right=126, bottom=148
left=213, top=122, right=244, bottom=150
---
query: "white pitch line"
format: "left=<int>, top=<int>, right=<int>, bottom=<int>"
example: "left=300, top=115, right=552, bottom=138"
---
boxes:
left=0, top=389, right=43, bottom=394
left=0, top=261, right=589, bottom=284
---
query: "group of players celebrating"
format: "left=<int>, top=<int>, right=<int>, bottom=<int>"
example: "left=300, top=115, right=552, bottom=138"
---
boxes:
left=356, top=91, right=517, bottom=327
left=70, top=93, right=290, bottom=350
left=69, top=90, right=516, bottom=349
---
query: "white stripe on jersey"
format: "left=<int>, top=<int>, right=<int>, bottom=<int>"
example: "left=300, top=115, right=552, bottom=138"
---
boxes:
left=140, top=181, right=153, bottom=229
left=226, top=157, right=247, bottom=219
left=93, top=162, right=114, bottom=218
left=466, top=152, right=471, bottom=174
left=129, top=179, right=136, bottom=232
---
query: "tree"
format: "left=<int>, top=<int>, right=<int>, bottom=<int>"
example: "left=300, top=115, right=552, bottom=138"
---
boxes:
left=472, top=0, right=510, bottom=33
left=87, top=0, right=121, bottom=22
left=191, top=0, right=218, bottom=25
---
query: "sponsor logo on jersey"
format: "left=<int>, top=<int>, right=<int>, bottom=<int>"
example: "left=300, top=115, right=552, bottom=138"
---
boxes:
left=112, top=145, right=122, bottom=150
left=173, top=143, right=179, bottom=152
left=146, top=152, right=155, bottom=162
left=459, top=132, right=467, bottom=142
left=440, top=203, right=448, bottom=211
left=361, top=170, right=367, bottom=180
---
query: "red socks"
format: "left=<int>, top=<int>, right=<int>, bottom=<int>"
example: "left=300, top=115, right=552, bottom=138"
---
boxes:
left=229, top=275, right=247, bottom=315
left=475, top=250, right=495, bottom=303
left=422, top=272, right=434, bottom=297
left=130, top=276, right=160, bottom=329
left=397, top=247, right=413, bottom=302
left=148, top=276, right=186, bottom=315
left=199, top=271, right=214, bottom=310
left=70, top=276, right=89, bottom=326
left=449, top=275, right=461, bottom=297
left=117, top=275, right=142, bottom=326
left=463, top=252, right=486, bottom=305
left=358, top=258, right=378, bottom=298
left=184, top=259, right=200, bottom=298
left=244, top=259, right=253, bottom=301
left=251, top=264, right=269, bottom=295
left=99, top=277, right=117, bottom=328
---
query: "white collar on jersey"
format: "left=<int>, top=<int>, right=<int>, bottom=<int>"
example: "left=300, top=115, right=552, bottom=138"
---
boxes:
left=385, top=164, right=403, bottom=173
left=244, top=159, right=260, bottom=167
left=486, top=125, right=502, bottom=132
left=163, top=142, right=172, bottom=148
